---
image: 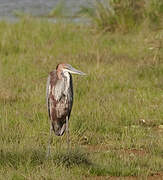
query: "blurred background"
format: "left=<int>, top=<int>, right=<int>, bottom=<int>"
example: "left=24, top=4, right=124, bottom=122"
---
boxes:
left=0, top=0, right=89, bottom=21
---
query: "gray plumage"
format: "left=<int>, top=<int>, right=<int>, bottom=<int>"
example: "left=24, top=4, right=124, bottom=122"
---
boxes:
left=46, top=63, right=85, bottom=156
left=46, top=70, right=73, bottom=136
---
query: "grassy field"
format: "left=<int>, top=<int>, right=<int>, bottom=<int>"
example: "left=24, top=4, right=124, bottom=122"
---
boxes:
left=0, top=17, right=163, bottom=179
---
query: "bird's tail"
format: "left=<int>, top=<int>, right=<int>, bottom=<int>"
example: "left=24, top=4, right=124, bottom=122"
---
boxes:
left=52, top=120, right=66, bottom=136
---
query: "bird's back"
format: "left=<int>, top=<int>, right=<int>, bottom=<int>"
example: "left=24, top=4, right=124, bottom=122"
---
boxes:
left=46, top=70, right=73, bottom=136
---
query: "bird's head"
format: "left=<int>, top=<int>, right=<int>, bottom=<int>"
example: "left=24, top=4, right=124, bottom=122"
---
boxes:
left=56, top=63, right=86, bottom=75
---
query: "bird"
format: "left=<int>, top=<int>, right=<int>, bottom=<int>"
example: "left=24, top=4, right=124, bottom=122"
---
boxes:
left=46, top=63, right=86, bottom=156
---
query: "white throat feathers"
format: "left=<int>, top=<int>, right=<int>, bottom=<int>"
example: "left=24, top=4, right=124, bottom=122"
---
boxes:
left=54, top=70, right=70, bottom=101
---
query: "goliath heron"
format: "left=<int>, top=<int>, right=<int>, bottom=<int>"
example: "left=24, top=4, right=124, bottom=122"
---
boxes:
left=46, top=63, right=86, bottom=156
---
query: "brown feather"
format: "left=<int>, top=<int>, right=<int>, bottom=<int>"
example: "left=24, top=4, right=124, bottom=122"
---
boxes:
left=47, top=70, right=73, bottom=136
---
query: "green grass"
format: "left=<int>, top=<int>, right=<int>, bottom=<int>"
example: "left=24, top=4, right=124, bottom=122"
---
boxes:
left=78, top=0, right=163, bottom=32
left=48, top=1, right=68, bottom=18
left=0, top=17, right=163, bottom=179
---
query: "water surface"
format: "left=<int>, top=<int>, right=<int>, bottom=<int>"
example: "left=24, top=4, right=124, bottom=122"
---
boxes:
left=0, top=0, right=89, bottom=21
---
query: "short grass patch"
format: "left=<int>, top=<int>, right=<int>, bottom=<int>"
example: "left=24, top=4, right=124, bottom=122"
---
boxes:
left=0, top=17, right=162, bottom=179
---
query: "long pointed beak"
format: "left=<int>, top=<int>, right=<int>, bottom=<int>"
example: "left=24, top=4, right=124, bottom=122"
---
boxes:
left=67, top=66, right=86, bottom=75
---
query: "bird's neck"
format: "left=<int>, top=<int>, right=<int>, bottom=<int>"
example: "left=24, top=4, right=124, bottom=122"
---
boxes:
left=57, top=69, right=62, bottom=79
left=57, top=70, right=70, bottom=81
left=63, top=71, right=70, bottom=91
left=62, top=71, right=70, bottom=80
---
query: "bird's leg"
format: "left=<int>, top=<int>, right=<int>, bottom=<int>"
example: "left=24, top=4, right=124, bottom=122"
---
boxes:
left=46, top=123, right=53, bottom=158
left=66, top=116, right=70, bottom=152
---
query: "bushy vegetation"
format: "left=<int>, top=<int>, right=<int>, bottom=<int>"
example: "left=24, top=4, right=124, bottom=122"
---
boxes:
left=0, top=5, right=162, bottom=179
left=48, top=1, right=67, bottom=18
left=79, top=0, right=163, bottom=32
